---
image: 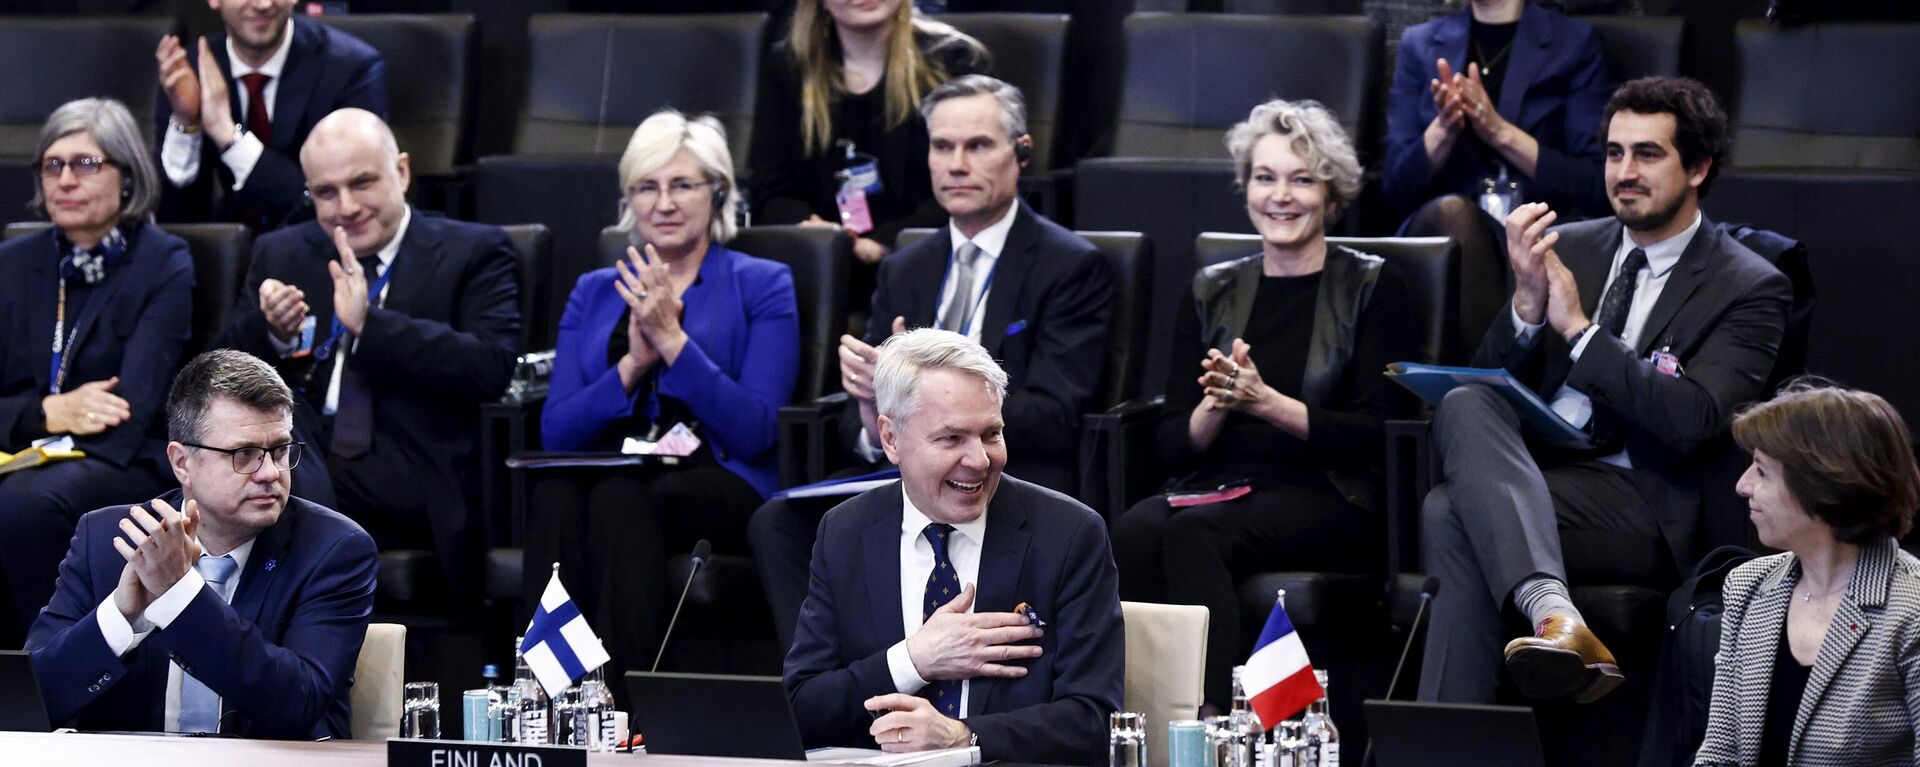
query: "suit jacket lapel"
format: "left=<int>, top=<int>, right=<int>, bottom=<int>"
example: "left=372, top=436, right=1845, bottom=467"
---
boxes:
left=905, top=229, right=951, bottom=333
left=967, top=494, right=1030, bottom=718
left=62, top=229, right=143, bottom=374
left=1498, top=4, right=1552, bottom=121
left=269, top=21, right=321, bottom=155
left=1632, top=218, right=1717, bottom=356
left=1574, top=219, right=1617, bottom=318
left=978, top=203, right=1041, bottom=360
left=380, top=211, right=441, bottom=317
left=1430, top=14, right=1469, bottom=96
left=1738, top=567, right=1794, bottom=765
left=229, top=501, right=299, bottom=626
left=25, top=232, right=58, bottom=391
left=864, top=488, right=906, bottom=647
left=1791, top=541, right=1897, bottom=759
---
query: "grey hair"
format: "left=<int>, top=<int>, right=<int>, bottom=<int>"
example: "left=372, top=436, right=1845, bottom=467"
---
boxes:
left=918, top=74, right=1028, bottom=141
left=873, top=328, right=1009, bottom=426
left=617, top=109, right=739, bottom=244
left=30, top=98, right=159, bottom=225
left=1225, top=99, right=1363, bottom=212
left=166, top=349, right=294, bottom=444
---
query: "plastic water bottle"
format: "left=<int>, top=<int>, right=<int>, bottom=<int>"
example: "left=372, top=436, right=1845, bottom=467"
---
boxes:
left=509, top=637, right=550, bottom=744
left=1300, top=671, right=1339, bottom=766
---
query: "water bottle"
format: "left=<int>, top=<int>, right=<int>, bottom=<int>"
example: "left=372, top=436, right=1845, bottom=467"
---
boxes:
left=1108, top=711, right=1146, bottom=767
left=1229, top=666, right=1264, bottom=767
left=1274, top=719, right=1305, bottom=767
left=509, top=636, right=551, bottom=744
left=1300, top=671, right=1339, bottom=767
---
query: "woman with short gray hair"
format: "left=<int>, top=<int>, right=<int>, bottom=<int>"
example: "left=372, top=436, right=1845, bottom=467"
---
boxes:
left=1111, top=98, right=1422, bottom=712
left=0, top=97, right=194, bottom=638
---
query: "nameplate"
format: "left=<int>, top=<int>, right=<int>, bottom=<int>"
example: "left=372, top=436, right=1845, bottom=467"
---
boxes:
left=387, top=738, right=587, bottom=767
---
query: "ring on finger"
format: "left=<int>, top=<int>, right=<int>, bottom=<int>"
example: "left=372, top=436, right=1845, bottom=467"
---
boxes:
left=86, top=411, right=98, bottom=424
left=897, top=729, right=905, bottom=744
left=636, top=289, right=650, bottom=300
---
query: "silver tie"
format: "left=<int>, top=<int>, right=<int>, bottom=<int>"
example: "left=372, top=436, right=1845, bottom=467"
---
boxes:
left=939, top=241, right=984, bottom=334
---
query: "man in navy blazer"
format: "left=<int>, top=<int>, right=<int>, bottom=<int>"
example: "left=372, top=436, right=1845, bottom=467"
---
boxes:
left=785, top=328, right=1123, bottom=766
left=213, top=109, right=519, bottom=603
left=751, top=75, right=1112, bottom=651
left=27, top=349, right=377, bottom=738
left=154, top=3, right=387, bottom=229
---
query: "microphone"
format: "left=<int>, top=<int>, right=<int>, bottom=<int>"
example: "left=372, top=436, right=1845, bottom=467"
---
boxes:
left=1364, top=575, right=1441, bottom=767
left=651, top=539, right=712, bottom=673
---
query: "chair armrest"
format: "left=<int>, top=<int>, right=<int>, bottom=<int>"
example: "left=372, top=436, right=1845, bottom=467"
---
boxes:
left=1078, top=396, right=1165, bottom=518
left=1384, top=418, right=1434, bottom=576
left=483, top=395, right=545, bottom=547
left=780, top=392, right=850, bottom=488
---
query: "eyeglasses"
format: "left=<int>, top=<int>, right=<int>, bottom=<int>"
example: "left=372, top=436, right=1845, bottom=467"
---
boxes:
left=39, top=155, right=115, bottom=179
left=180, top=441, right=304, bottom=474
left=628, top=179, right=712, bottom=205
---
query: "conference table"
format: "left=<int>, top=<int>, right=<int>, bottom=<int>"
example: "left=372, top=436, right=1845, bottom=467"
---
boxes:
left=0, top=731, right=809, bottom=764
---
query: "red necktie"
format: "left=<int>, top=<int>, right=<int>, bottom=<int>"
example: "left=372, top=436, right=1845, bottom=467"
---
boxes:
left=239, top=73, right=273, bottom=147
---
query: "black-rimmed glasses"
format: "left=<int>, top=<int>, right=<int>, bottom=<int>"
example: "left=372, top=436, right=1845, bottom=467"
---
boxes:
left=180, top=441, right=304, bottom=474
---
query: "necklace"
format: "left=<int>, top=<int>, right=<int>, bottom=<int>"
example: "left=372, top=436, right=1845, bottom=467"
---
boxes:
left=1798, top=582, right=1845, bottom=603
left=1473, top=37, right=1516, bottom=80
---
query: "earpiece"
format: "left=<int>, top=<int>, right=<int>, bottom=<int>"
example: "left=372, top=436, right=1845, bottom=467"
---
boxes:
left=712, top=183, right=728, bottom=209
left=1014, top=137, right=1032, bottom=163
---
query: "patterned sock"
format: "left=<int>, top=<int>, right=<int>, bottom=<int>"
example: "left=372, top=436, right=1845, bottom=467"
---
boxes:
left=1513, top=576, right=1582, bottom=627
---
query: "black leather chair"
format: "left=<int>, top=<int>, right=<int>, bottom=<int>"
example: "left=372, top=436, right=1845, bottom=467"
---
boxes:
left=937, top=13, right=1071, bottom=174
left=519, top=13, right=767, bottom=164
left=1112, top=13, right=1383, bottom=161
left=1579, top=16, right=1685, bottom=81
left=500, top=223, right=554, bottom=356
left=315, top=14, right=475, bottom=180
left=4, top=221, right=252, bottom=357
left=0, top=17, right=170, bottom=230
left=472, top=155, right=622, bottom=351
left=1222, top=0, right=1365, bottom=13
left=1731, top=21, right=1920, bottom=172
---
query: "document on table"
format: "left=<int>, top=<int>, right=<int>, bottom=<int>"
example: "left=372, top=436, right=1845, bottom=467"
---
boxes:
left=806, top=746, right=980, bottom=766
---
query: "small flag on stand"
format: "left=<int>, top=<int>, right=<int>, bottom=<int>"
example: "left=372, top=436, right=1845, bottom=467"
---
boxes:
left=1242, top=593, right=1324, bottom=729
left=520, top=565, right=611, bottom=697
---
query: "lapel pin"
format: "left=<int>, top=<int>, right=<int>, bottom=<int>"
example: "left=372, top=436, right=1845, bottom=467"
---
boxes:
left=264, top=559, right=277, bottom=572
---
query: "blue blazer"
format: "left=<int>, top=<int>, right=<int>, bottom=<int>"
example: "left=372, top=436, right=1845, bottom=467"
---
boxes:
left=26, top=490, right=378, bottom=739
left=542, top=243, right=800, bottom=498
left=785, top=477, right=1125, bottom=766
left=155, top=17, right=388, bottom=227
left=1383, top=3, right=1613, bottom=218
left=0, top=222, right=193, bottom=469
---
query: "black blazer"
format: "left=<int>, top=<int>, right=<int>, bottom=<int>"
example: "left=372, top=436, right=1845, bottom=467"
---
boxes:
left=839, top=202, right=1113, bottom=492
left=214, top=212, right=520, bottom=589
left=0, top=223, right=193, bottom=469
left=784, top=476, right=1124, bottom=766
left=155, top=17, right=388, bottom=228
left=1474, top=214, right=1791, bottom=564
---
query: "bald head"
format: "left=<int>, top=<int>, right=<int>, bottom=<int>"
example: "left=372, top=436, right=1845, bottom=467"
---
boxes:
left=301, top=108, right=411, bottom=257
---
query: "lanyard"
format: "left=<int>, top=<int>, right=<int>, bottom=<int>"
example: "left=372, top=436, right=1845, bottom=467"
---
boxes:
left=934, top=249, right=999, bottom=337
left=48, top=279, right=80, bottom=394
left=314, top=259, right=397, bottom=361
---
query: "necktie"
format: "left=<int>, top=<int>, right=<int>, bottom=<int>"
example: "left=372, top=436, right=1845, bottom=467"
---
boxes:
left=920, top=523, right=963, bottom=718
left=938, top=242, right=983, bottom=334
left=178, top=554, right=239, bottom=733
left=1595, top=248, right=1649, bottom=341
left=330, top=255, right=381, bottom=459
left=238, top=73, right=273, bottom=147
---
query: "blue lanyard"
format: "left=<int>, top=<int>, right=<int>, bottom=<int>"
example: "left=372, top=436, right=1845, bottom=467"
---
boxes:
left=314, top=260, right=397, bottom=361
left=47, top=279, right=78, bottom=394
left=934, top=249, right=998, bottom=337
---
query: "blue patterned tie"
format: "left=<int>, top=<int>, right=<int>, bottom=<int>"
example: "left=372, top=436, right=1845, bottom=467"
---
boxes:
left=921, top=524, right=963, bottom=717
left=178, top=554, right=238, bottom=733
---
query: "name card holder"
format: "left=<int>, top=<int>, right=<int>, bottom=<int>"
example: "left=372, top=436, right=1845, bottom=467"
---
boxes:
left=388, top=738, right=588, bottom=767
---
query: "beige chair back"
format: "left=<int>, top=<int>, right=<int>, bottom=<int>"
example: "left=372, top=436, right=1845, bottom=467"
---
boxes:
left=351, top=622, right=407, bottom=739
left=1121, top=601, right=1209, bottom=767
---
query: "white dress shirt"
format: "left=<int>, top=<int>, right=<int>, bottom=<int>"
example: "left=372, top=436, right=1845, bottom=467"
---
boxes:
left=161, top=19, right=294, bottom=190
left=96, top=535, right=258, bottom=732
left=884, top=486, right=987, bottom=718
left=1512, top=211, right=1703, bottom=468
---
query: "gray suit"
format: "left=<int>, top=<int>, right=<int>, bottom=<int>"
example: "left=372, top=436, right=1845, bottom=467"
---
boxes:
left=1695, top=540, right=1920, bottom=766
left=1418, top=215, right=1791, bottom=702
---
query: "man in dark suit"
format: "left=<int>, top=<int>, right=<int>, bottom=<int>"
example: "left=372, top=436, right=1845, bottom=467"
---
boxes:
left=154, top=1, right=386, bottom=229
left=785, top=328, right=1122, bottom=766
left=27, top=349, right=377, bottom=738
left=751, top=75, right=1112, bottom=650
left=213, top=108, right=519, bottom=603
left=1418, top=77, right=1791, bottom=705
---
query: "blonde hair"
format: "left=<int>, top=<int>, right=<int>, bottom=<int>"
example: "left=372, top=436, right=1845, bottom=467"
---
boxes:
left=788, top=1, right=977, bottom=157
left=1225, top=99, right=1363, bottom=213
left=616, top=109, right=738, bottom=244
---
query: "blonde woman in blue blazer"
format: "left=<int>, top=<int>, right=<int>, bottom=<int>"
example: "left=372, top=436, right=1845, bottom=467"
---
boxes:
left=526, top=111, right=799, bottom=680
left=1696, top=382, right=1920, bottom=767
